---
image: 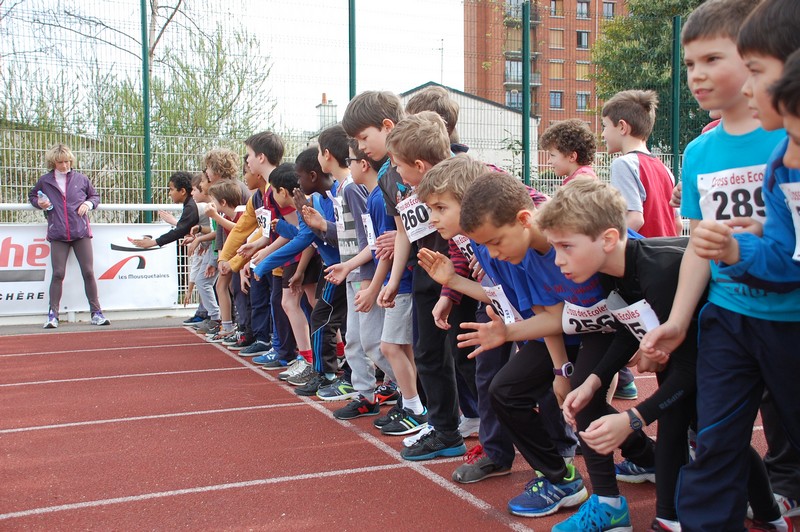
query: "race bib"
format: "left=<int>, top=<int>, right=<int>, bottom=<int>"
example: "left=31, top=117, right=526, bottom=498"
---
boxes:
left=482, top=283, right=523, bottom=324
left=397, top=193, right=436, bottom=243
left=361, top=213, right=377, bottom=251
left=255, top=207, right=272, bottom=237
left=326, top=191, right=345, bottom=233
left=452, top=234, right=475, bottom=263
left=697, top=164, right=767, bottom=224
left=606, top=291, right=660, bottom=341
left=780, top=182, right=800, bottom=261
left=561, top=299, right=616, bottom=335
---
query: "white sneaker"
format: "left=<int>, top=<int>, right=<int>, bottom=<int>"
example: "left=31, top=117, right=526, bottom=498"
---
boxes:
left=776, top=493, right=800, bottom=518
left=403, top=425, right=434, bottom=447
left=458, top=415, right=480, bottom=438
left=278, top=358, right=307, bottom=381
left=43, top=310, right=58, bottom=329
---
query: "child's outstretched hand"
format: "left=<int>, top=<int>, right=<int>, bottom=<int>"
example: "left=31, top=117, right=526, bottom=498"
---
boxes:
left=354, top=284, right=378, bottom=313
left=128, top=236, right=156, bottom=249
left=324, top=263, right=348, bottom=285
left=375, top=230, right=396, bottom=260
left=237, top=241, right=259, bottom=260
left=562, top=375, right=601, bottom=428
left=640, top=320, right=685, bottom=365
left=458, top=306, right=507, bottom=358
left=580, top=411, right=636, bottom=456
left=158, top=210, right=178, bottom=225
left=417, top=248, right=455, bottom=287
left=301, top=205, right=326, bottom=231
left=205, top=203, right=218, bottom=219
left=292, top=189, right=311, bottom=216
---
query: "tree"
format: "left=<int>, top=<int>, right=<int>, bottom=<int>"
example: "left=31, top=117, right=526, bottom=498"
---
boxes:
left=592, top=0, right=704, bottom=154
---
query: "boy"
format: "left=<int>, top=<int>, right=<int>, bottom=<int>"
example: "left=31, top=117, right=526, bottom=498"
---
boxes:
left=129, top=172, right=200, bottom=249
left=540, top=118, right=598, bottom=184
left=303, top=124, right=398, bottom=417
left=602, top=90, right=678, bottom=238
left=641, top=1, right=799, bottom=529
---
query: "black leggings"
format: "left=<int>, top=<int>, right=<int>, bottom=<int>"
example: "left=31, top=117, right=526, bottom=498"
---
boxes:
left=49, top=238, right=101, bottom=314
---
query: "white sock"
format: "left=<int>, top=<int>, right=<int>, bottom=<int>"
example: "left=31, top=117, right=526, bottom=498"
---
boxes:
left=656, top=517, right=681, bottom=531
left=598, top=496, right=622, bottom=509
left=403, top=394, right=424, bottom=415
left=769, top=517, right=788, bottom=532
left=222, top=320, right=233, bottom=330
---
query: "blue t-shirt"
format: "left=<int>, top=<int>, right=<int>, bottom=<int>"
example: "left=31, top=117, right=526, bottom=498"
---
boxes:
left=521, top=247, right=606, bottom=308
left=367, top=186, right=412, bottom=295
left=681, top=123, right=799, bottom=320
left=473, top=242, right=534, bottom=320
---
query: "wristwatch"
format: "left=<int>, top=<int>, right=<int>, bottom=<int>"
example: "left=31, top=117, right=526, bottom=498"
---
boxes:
left=626, top=409, right=643, bottom=431
left=553, top=361, right=574, bottom=377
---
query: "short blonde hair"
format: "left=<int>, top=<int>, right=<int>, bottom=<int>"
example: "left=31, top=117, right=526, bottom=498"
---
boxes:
left=45, top=144, right=76, bottom=170
left=536, top=179, right=626, bottom=240
left=386, top=111, right=450, bottom=166
left=405, top=86, right=460, bottom=136
left=601, top=90, right=658, bottom=141
left=416, top=153, right=486, bottom=204
left=203, top=148, right=240, bottom=180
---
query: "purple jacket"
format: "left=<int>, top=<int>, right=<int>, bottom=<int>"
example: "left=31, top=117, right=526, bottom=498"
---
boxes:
left=29, top=170, right=101, bottom=242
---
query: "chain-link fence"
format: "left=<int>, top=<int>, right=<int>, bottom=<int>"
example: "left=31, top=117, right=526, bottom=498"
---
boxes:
left=2, top=0, right=702, bottom=219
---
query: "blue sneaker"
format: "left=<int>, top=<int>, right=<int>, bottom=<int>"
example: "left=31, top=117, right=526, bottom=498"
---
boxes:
left=551, top=494, right=632, bottom=532
left=615, top=459, right=656, bottom=483
left=613, top=381, right=638, bottom=400
left=182, top=315, right=204, bottom=325
left=507, top=463, right=588, bottom=517
left=252, top=349, right=280, bottom=365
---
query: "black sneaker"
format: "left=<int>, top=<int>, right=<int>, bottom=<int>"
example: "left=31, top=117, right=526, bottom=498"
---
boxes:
left=380, top=407, right=428, bottom=436
left=373, top=404, right=404, bottom=429
left=294, top=374, right=334, bottom=396
left=375, top=382, right=401, bottom=405
left=229, top=333, right=255, bottom=351
left=333, top=395, right=381, bottom=420
left=400, top=429, right=466, bottom=461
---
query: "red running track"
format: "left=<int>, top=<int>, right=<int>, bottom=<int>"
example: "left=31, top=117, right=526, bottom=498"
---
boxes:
left=0, top=325, right=795, bottom=530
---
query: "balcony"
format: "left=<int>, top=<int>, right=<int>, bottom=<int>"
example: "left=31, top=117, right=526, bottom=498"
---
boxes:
left=504, top=71, right=543, bottom=88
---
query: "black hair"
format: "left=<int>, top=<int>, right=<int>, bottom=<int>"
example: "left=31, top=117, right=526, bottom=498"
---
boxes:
left=772, top=48, right=800, bottom=117
left=317, top=124, right=349, bottom=168
left=169, top=171, right=194, bottom=195
left=295, top=145, right=324, bottom=176
left=244, top=131, right=285, bottom=166
left=268, top=162, right=300, bottom=194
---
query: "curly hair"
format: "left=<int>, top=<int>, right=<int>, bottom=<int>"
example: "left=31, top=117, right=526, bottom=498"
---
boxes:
left=540, top=119, right=597, bottom=166
left=203, top=148, right=240, bottom=180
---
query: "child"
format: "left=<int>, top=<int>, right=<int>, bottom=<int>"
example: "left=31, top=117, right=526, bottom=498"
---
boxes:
left=299, top=124, right=398, bottom=417
left=540, top=118, right=598, bottom=184
left=602, top=90, right=679, bottom=238
left=641, top=0, right=798, bottom=529
left=30, top=143, right=108, bottom=328
left=129, top=172, right=199, bottom=251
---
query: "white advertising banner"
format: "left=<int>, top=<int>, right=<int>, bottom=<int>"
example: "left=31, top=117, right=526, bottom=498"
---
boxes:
left=0, top=223, right=178, bottom=316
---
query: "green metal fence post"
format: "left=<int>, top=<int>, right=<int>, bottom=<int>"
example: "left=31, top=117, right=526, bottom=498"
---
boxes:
left=349, top=0, right=356, bottom=99
left=671, top=15, right=682, bottom=181
left=140, top=0, right=153, bottom=222
left=522, top=1, right=531, bottom=185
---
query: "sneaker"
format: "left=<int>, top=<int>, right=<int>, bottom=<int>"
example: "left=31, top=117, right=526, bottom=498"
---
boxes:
left=458, top=415, right=480, bottom=439
left=229, top=333, right=255, bottom=351
left=238, top=340, right=271, bottom=357
left=776, top=494, right=800, bottom=518
left=183, top=315, right=204, bottom=325
left=43, top=310, right=59, bottom=329
left=374, top=382, right=400, bottom=405
left=91, top=311, right=110, bottom=326
left=380, top=408, right=428, bottom=436
left=650, top=518, right=681, bottom=531
left=278, top=358, right=307, bottom=380
left=507, top=463, right=588, bottom=517
left=295, top=373, right=334, bottom=396
left=374, top=404, right=404, bottom=428
left=615, top=459, right=656, bottom=483
left=551, top=494, right=632, bottom=531
left=221, top=331, right=241, bottom=346
left=207, top=329, right=234, bottom=343
left=613, top=381, right=638, bottom=400
left=403, top=425, right=435, bottom=447
left=749, top=517, right=794, bottom=531
left=316, top=378, right=358, bottom=401
left=263, top=358, right=290, bottom=370
left=452, top=444, right=512, bottom=484
left=198, top=319, right=220, bottom=335
left=287, top=364, right=315, bottom=386
left=252, top=349, right=281, bottom=365
left=400, top=429, right=466, bottom=461
left=333, top=395, right=381, bottom=420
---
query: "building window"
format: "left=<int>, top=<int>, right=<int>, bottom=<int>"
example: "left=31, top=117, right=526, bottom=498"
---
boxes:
left=550, top=0, right=564, bottom=17
left=577, top=0, right=590, bottom=19
left=577, top=31, right=590, bottom=50
left=549, top=60, right=564, bottom=79
left=550, top=28, right=565, bottom=48
left=577, top=92, right=590, bottom=111
left=550, top=91, right=564, bottom=110
left=576, top=61, right=591, bottom=80
left=505, top=0, right=523, bottom=18
left=603, top=1, right=615, bottom=18
left=505, top=60, right=522, bottom=83
left=506, top=90, right=523, bottom=110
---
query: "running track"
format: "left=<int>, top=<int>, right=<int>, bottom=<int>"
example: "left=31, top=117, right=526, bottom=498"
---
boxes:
left=0, top=322, right=794, bottom=530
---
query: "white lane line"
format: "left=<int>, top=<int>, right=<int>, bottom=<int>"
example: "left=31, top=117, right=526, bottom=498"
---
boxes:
left=0, top=326, right=190, bottom=339
left=0, top=402, right=303, bottom=434
left=0, top=463, right=411, bottom=521
left=0, top=366, right=248, bottom=388
left=207, top=341, right=533, bottom=532
left=0, top=343, right=205, bottom=358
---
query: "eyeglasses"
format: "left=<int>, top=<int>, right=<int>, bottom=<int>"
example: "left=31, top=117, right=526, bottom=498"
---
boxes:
left=345, top=157, right=364, bottom=166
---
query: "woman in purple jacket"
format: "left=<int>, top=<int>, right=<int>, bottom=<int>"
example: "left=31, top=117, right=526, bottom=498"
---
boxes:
left=29, top=144, right=109, bottom=328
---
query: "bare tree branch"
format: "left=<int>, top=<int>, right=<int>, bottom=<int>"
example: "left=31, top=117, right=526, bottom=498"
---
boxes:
left=30, top=15, right=140, bottom=61
left=150, top=0, right=183, bottom=56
